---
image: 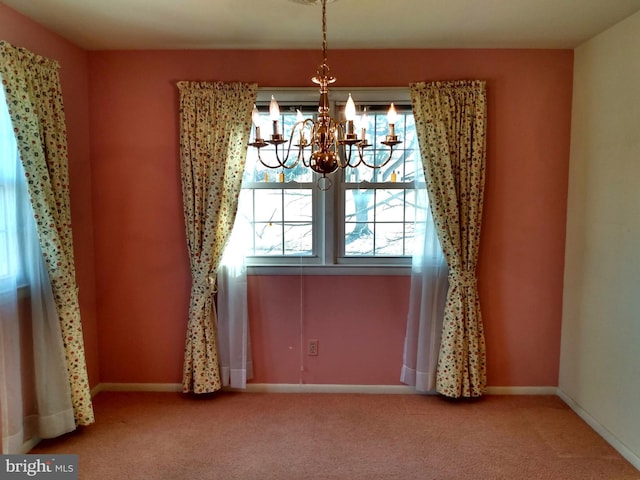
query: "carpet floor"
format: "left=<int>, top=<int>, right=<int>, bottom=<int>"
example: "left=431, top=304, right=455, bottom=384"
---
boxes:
left=31, top=391, right=639, bottom=479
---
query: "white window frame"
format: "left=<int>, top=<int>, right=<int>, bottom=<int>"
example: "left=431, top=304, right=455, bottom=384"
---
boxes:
left=245, top=87, right=415, bottom=276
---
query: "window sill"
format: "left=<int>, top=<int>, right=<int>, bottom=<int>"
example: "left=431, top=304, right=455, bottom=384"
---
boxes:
left=246, top=264, right=411, bottom=276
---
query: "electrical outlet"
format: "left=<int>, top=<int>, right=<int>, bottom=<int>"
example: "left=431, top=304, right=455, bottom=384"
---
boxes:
left=308, top=339, right=319, bottom=356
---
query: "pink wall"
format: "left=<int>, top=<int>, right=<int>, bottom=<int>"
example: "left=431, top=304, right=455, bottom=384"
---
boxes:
left=248, top=275, right=411, bottom=384
left=89, top=48, right=573, bottom=387
left=0, top=5, right=100, bottom=387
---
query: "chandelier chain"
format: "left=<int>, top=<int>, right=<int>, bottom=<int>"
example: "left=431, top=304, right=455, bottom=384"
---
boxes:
left=321, top=0, right=328, bottom=66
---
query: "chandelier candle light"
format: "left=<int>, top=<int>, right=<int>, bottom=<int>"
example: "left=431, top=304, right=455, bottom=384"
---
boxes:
left=248, top=0, right=402, bottom=189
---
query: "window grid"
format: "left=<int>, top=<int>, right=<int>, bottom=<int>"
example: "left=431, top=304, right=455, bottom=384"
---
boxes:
left=340, top=106, right=417, bottom=259
left=240, top=186, right=315, bottom=257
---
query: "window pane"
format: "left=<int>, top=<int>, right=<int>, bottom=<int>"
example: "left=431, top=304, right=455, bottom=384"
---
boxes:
left=254, top=190, right=283, bottom=222
left=254, top=221, right=283, bottom=256
left=404, top=190, right=418, bottom=223
left=0, top=83, right=20, bottom=280
left=284, top=223, right=313, bottom=255
left=345, top=189, right=373, bottom=223
left=375, top=189, right=405, bottom=222
left=402, top=116, right=419, bottom=182
left=344, top=222, right=374, bottom=256
left=237, top=183, right=314, bottom=258
left=375, top=223, right=406, bottom=256
left=343, top=183, right=419, bottom=257
left=283, top=190, right=312, bottom=222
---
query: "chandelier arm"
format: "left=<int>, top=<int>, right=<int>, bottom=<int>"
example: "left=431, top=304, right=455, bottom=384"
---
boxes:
left=261, top=120, right=313, bottom=170
left=273, top=144, right=289, bottom=168
left=282, top=120, right=312, bottom=169
left=337, top=122, right=365, bottom=169
left=280, top=146, right=306, bottom=170
left=341, top=143, right=351, bottom=168
left=356, top=145, right=398, bottom=170
left=256, top=147, right=285, bottom=169
left=301, top=117, right=315, bottom=168
left=340, top=143, right=358, bottom=169
left=349, top=145, right=364, bottom=168
left=275, top=139, right=299, bottom=170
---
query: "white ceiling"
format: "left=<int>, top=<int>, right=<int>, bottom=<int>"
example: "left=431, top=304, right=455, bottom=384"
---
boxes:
left=3, top=0, right=640, bottom=51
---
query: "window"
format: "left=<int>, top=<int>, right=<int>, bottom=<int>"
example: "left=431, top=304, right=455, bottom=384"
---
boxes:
left=0, top=165, right=11, bottom=278
left=0, top=81, right=20, bottom=283
left=240, top=102, right=317, bottom=259
left=339, top=104, right=418, bottom=261
left=236, top=88, right=423, bottom=271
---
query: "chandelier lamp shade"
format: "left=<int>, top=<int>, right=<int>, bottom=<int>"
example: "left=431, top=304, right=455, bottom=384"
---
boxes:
left=248, top=0, right=402, bottom=188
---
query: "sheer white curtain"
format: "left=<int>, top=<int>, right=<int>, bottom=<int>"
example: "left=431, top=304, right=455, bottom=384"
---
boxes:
left=0, top=85, right=75, bottom=454
left=400, top=159, right=448, bottom=393
left=217, top=208, right=253, bottom=389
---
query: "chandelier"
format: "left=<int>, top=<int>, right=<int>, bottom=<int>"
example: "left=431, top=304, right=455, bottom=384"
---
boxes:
left=248, top=0, right=402, bottom=189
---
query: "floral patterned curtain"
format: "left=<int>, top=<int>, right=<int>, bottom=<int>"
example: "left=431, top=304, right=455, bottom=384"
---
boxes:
left=410, top=80, right=487, bottom=398
left=178, top=81, right=256, bottom=394
left=0, top=41, right=94, bottom=424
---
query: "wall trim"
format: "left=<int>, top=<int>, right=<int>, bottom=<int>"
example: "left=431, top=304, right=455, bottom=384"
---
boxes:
left=234, top=383, right=416, bottom=394
left=557, top=388, right=640, bottom=471
left=91, top=383, right=183, bottom=396
left=484, top=386, right=558, bottom=395
left=91, top=383, right=558, bottom=396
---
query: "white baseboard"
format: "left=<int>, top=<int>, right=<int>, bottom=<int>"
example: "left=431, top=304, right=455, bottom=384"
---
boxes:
left=91, top=382, right=558, bottom=396
left=241, top=384, right=559, bottom=395
left=235, top=383, right=416, bottom=394
left=92, top=383, right=416, bottom=395
left=484, top=386, right=558, bottom=395
left=557, top=388, right=640, bottom=471
left=91, top=383, right=182, bottom=396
